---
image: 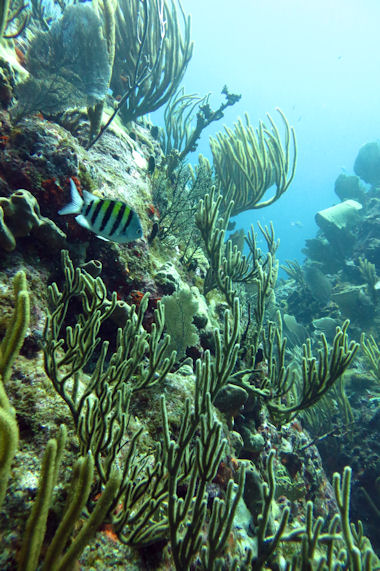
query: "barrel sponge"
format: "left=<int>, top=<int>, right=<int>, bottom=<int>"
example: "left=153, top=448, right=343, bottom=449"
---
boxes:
left=354, top=141, right=380, bottom=185
left=0, top=189, right=67, bottom=252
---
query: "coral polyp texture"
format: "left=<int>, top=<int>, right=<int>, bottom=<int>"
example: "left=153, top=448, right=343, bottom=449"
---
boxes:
left=0, top=0, right=379, bottom=569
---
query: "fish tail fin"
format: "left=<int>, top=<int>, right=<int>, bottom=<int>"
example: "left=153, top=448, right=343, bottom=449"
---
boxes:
left=58, top=179, right=83, bottom=215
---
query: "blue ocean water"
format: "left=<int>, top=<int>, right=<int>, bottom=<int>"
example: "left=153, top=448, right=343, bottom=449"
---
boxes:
left=153, top=0, right=380, bottom=266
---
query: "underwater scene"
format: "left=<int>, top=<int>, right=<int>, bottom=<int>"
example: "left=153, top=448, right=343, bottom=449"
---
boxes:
left=1, top=0, right=380, bottom=568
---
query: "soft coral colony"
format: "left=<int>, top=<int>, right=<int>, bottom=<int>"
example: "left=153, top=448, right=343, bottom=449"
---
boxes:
left=0, top=0, right=379, bottom=570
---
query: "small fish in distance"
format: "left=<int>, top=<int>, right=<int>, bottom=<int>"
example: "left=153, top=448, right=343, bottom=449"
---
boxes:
left=59, top=179, right=143, bottom=243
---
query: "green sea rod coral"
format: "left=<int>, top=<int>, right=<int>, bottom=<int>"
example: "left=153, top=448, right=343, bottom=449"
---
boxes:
left=18, top=425, right=67, bottom=571
left=264, top=319, right=359, bottom=423
left=210, top=108, right=297, bottom=216
left=39, top=251, right=379, bottom=567
left=361, top=333, right=380, bottom=384
left=89, top=0, right=193, bottom=147
left=196, top=187, right=278, bottom=329
left=0, top=0, right=28, bottom=41
left=17, top=425, right=121, bottom=571
left=42, top=250, right=248, bottom=559
left=0, top=0, right=10, bottom=40
left=113, top=0, right=192, bottom=124
left=0, top=400, right=17, bottom=512
left=0, top=269, right=30, bottom=382
left=42, top=250, right=175, bottom=461
left=162, top=394, right=246, bottom=569
left=161, top=85, right=241, bottom=172
left=0, top=270, right=29, bottom=511
left=246, top=452, right=379, bottom=569
left=0, top=271, right=116, bottom=568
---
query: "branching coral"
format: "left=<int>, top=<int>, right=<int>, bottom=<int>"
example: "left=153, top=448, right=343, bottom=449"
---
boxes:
left=210, top=108, right=297, bottom=216
left=43, top=250, right=175, bottom=460
left=249, top=453, right=379, bottom=569
left=0, top=402, right=17, bottom=512
left=42, top=251, right=248, bottom=560
left=0, top=0, right=29, bottom=40
left=0, top=0, right=11, bottom=39
left=0, top=271, right=119, bottom=568
left=332, top=467, right=375, bottom=569
left=151, top=157, right=212, bottom=253
left=0, top=270, right=30, bottom=383
left=3, top=254, right=376, bottom=569
left=281, top=259, right=306, bottom=287
left=161, top=87, right=210, bottom=156
left=251, top=450, right=290, bottom=568
left=42, top=251, right=177, bottom=546
left=361, top=333, right=380, bottom=384
left=162, top=394, right=246, bottom=569
left=263, top=319, right=359, bottom=423
left=89, top=0, right=193, bottom=148
left=17, top=424, right=121, bottom=571
left=300, top=376, right=354, bottom=446
left=112, top=0, right=192, bottom=124
left=161, top=85, right=241, bottom=172
left=358, top=256, right=379, bottom=303
left=196, top=187, right=278, bottom=324
left=18, top=425, right=67, bottom=571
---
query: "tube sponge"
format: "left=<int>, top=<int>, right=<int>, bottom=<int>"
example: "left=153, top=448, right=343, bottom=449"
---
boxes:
left=0, top=189, right=67, bottom=252
left=0, top=206, right=16, bottom=251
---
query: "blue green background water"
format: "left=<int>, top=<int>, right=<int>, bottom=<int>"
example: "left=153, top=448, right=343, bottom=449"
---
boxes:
left=154, top=0, right=380, bottom=265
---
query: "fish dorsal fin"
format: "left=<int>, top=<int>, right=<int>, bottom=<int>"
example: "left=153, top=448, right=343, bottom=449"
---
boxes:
left=82, top=190, right=95, bottom=204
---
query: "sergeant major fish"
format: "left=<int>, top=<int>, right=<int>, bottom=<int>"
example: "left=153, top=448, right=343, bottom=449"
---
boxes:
left=59, top=179, right=143, bottom=243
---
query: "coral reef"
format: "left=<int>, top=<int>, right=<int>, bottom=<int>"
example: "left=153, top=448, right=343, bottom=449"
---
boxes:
left=278, top=137, right=380, bottom=557
left=0, top=3, right=379, bottom=569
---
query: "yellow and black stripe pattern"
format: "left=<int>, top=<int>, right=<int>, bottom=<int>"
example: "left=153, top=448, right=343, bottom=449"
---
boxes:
left=83, top=197, right=142, bottom=242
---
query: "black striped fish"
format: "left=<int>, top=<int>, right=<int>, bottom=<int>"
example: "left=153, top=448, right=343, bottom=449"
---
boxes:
left=59, top=179, right=143, bottom=243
